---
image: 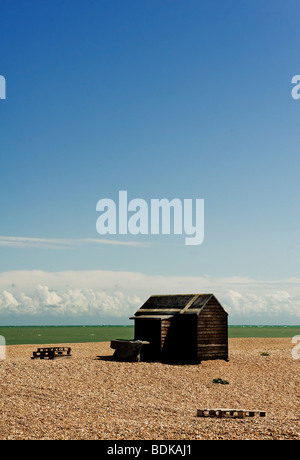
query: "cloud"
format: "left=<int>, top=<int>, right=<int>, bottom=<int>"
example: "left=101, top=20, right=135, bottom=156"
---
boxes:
left=0, top=283, right=141, bottom=320
left=223, top=289, right=300, bottom=318
left=0, top=290, right=19, bottom=311
left=0, top=236, right=72, bottom=249
left=0, top=236, right=146, bottom=249
left=0, top=270, right=299, bottom=324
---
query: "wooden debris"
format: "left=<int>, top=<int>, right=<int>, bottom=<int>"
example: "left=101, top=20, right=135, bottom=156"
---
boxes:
left=110, top=339, right=149, bottom=362
left=197, top=408, right=266, bottom=419
left=31, top=347, right=72, bottom=360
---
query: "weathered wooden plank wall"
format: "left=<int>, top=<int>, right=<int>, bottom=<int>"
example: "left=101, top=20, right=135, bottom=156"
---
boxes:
left=197, top=298, right=228, bottom=361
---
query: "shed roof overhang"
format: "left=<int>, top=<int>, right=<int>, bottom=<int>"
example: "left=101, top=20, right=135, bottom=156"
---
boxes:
left=129, top=315, right=173, bottom=320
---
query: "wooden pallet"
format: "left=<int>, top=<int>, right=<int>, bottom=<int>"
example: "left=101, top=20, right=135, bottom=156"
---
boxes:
left=197, top=408, right=266, bottom=419
left=31, top=347, right=72, bottom=360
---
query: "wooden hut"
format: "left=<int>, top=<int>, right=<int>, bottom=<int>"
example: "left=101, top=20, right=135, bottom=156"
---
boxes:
left=130, top=294, right=228, bottom=363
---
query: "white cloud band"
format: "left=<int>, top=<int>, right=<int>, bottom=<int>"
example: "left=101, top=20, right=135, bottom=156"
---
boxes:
left=0, top=270, right=299, bottom=323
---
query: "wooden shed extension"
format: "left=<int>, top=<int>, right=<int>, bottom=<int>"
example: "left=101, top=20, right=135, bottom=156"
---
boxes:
left=130, top=294, right=228, bottom=363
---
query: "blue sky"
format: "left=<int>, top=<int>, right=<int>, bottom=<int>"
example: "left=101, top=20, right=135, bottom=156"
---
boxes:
left=0, top=0, right=299, bottom=325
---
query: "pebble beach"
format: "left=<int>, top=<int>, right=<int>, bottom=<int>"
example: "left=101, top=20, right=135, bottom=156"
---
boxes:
left=0, top=338, right=299, bottom=440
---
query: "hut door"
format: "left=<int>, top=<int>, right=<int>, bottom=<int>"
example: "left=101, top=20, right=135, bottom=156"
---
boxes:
left=162, top=315, right=197, bottom=363
left=134, top=319, right=162, bottom=361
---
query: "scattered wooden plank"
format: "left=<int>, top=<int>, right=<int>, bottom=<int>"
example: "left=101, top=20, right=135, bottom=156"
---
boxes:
left=197, top=408, right=266, bottom=419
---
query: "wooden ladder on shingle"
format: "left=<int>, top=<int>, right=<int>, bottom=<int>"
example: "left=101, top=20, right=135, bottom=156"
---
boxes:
left=197, top=408, right=266, bottom=419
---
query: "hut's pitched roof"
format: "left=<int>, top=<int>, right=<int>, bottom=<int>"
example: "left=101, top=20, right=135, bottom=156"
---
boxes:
left=133, top=294, right=227, bottom=317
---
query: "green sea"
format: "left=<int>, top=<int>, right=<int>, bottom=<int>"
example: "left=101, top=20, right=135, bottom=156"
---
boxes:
left=0, top=325, right=299, bottom=346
